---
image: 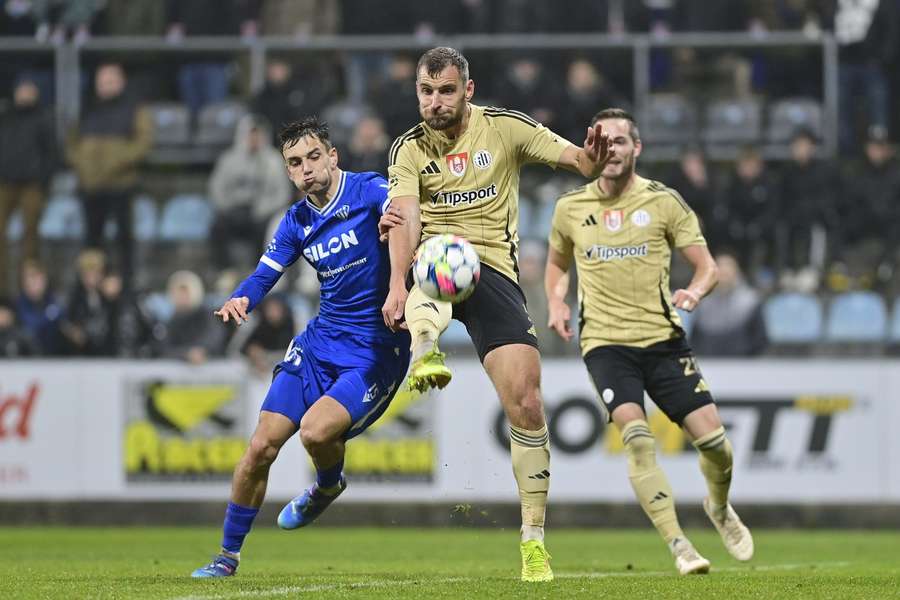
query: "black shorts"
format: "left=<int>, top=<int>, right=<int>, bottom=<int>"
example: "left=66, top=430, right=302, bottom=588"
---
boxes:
left=407, top=264, right=538, bottom=362
left=583, top=337, right=714, bottom=426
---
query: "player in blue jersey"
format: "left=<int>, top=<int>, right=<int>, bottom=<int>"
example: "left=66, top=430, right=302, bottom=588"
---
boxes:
left=192, top=117, right=411, bottom=578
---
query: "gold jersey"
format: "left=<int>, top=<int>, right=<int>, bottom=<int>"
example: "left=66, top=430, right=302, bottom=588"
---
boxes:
left=388, top=104, right=570, bottom=281
left=548, top=175, right=706, bottom=354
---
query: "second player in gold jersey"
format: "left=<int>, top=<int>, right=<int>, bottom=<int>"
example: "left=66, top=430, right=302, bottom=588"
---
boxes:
left=545, top=108, right=754, bottom=577
left=549, top=175, right=705, bottom=353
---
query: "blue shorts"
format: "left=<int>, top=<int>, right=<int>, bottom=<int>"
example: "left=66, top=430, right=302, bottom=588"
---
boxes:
left=261, top=319, right=411, bottom=440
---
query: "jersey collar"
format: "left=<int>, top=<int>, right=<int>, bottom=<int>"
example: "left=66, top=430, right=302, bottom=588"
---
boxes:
left=305, top=170, right=347, bottom=216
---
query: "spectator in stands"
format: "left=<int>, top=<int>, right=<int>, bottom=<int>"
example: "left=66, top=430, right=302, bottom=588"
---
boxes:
left=99, top=0, right=166, bottom=35
left=690, top=253, right=767, bottom=357
left=258, top=0, right=339, bottom=36
left=495, top=56, right=561, bottom=131
left=15, top=259, right=66, bottom=355
left=557, top=59, right=628, bottom=145
left=237, top=293, right=295, bottom=376
left=835, top=126, right=900, bottom=287
left=61, top=249, right=109, bottom=355
left=835, top=0, right=898, bottom=151
left=0, top=296, right=35, bottom=357
left=160, top=270, right=225, bottom=364
left=340, top=0, right=410, bottom=102
left=370, top=53, right=420, bottom=138
left=209, top=114, right=291, bottom=270
left=721, top=146, right=780, bottom=276
left=165, top=0, right=259, bottom=116
left=66, top=63, right=152, bottom=290
left=251, top=59, right=337, bottom=144
left=777, top=129, right=836, bottom=280
left=345, top=116, right=390, bottom=175
left=0, top=77, right=54, bottom=297
left=1, top=0, right=37, bottom=36
left=31, top=0, right=101, bottom=44
left=98, top=270, right=156, bottom=357
left=667, top=146, right=720, bottom=248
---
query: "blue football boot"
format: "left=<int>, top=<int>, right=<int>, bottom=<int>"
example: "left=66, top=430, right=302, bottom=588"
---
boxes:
left=191, top=553, right=239, bottom=578
left=277, top=477, right=347, bottom=530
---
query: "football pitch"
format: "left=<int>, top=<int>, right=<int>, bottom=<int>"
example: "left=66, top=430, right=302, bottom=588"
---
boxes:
left=1, top=527, right=898, bottom=599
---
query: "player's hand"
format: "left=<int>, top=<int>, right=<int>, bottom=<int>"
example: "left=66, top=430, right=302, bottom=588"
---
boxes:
left=215, top=296, right=250, bottom=325
left=548, top=300, right=574, bottom=342
left=583, top=122, right=614, bottom=173
left=378, top=206, right=406, bottom=242
left=672, top=289, right=700, bottom=312
left=382, top=284, right=409, bottom=331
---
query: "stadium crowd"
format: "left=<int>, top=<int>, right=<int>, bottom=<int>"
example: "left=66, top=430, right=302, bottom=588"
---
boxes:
left=1, top=0, right=899, bottom=361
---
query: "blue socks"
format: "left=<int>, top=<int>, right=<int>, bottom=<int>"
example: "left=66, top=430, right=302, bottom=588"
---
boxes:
left=316, top=460, right=344, bottom=490
left=221, top=502, right=259, bottom=555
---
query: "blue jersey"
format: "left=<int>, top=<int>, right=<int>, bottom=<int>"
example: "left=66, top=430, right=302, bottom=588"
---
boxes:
left=233, top=170, right=400, bottom=340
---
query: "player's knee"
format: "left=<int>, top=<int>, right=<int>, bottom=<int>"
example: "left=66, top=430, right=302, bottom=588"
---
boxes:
left=299, top=421, right=337, bottom=451
left=508, top=386, right=545, bottom=430
left=622, top=420, right=657, bottom=472
left=246, top=436, right=280, bottom=468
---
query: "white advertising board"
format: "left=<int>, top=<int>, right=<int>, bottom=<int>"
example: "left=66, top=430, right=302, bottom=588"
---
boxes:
left=0, top=359, right=896, bottom=504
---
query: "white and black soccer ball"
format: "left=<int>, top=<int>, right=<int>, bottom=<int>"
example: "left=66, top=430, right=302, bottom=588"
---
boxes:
left=413, top=234, right=481, bottom=303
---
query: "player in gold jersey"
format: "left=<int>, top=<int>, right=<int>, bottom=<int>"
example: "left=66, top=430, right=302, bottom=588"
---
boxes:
left=544, top=108, right=754, bottom=575
left=378, top=47, right=613, bottom=582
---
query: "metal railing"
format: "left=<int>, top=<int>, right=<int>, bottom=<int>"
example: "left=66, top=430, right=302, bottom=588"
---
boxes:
left=0, top=31, right=838, bottom=157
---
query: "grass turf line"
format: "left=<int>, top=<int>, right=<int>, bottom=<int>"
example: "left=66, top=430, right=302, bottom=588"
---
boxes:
left=0, top=527, right=897, bottom=599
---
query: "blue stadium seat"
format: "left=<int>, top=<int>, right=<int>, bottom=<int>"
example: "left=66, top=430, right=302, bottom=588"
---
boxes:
left=195, top=101, right=246, bottom=146
left=532, top=200, right=555, bottom=238
left=159, top=195, right=213, bottom=241
left=676, top=307, right=694, bottom=336
left=6, top=211, right=22, bottom=241
left=766, top=97, right=823, bottom=144
left=442, top=319, right=470, bottom=347
left=518, top=196, right=535, bottom=238
left=703, top=98, right=762, bottom=144
left=890, top=299, right=900, bottom=342
left=763, top=292, right=823, bottom=343
left=133, top=195, right=159, bottom=241
left=825, top=291, right=887, bottom=342
left=39, top=194, right=84, bottom=240
left=644, top=94, right=699, bottom=144
left=142, top=291, right=174, bottom=322
left=146, top=102, right=191, bottom=146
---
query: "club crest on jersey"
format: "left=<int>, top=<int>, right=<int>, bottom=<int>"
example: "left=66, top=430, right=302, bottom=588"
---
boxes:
left=446, top=152, right=468, bottom=177
left=631, top=209, right=651, bottom=227
left=603, top=209, right=624, bottom=232
left=473, top=149, right=492, bottom=169
left=335, top=204, right=350, bottom=220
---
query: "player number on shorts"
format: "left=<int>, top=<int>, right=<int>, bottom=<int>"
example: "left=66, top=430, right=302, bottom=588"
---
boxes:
left=679, top=357, right=698, bottom=377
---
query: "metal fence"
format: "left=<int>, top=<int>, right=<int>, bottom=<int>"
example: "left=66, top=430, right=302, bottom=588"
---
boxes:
left=0, top=31, right=838, bottom=157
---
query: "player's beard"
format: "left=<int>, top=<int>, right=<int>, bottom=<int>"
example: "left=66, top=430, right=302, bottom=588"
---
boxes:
left=602, top=153, right=635, bottom=181
left=424, top=103, right=464, bottom=130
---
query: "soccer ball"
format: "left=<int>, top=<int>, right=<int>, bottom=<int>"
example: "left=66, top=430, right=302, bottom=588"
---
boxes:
left=414, top=234, right=481, bottom=303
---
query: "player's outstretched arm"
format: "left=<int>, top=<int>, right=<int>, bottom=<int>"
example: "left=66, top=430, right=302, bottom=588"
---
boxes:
left=544, top=247, right=574, bottom=342
left=214, top=296, right=250, bottom=325
left=382, top=195, right=421, bottom=331
left=557, top=122, right=614, bottom=179
left=672, top=245, right=719, bottom=312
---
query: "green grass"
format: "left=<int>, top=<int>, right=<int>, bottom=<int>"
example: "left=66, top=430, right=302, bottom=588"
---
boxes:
left=1, top=527, right=898, bottom=599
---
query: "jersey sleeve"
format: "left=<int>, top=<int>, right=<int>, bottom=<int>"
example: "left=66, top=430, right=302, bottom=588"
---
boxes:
left=493, top=109, right=571, bottom=168
left=231, top=211, right=302, bottom=311
left=364, top=174, right=392, bottom=214
left=663, top=189, right=707, bottom=248
left=387, top=136, right=421, bottom=201
left=548, top=201, right=574, bottom=257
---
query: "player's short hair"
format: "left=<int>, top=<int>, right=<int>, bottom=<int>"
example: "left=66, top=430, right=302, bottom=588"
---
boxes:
left=417, top=47, right=469, bottom=82
left=591, top=108, right=640, bottom=142
left=279, top=116, right=332, bottom=152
